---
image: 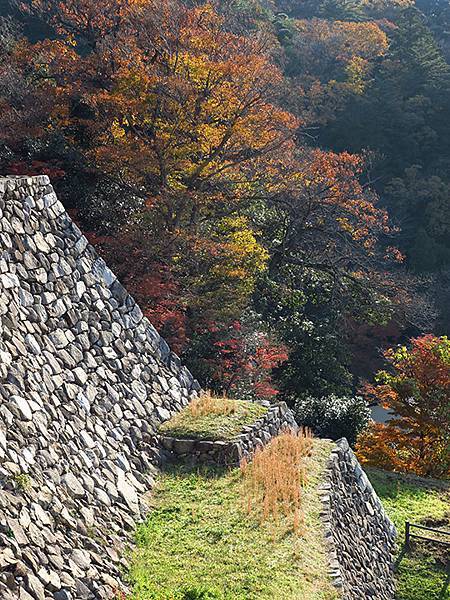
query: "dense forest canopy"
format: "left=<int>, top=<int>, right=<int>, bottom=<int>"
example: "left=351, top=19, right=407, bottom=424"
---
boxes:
left=0, top=0, right=448, bottom=421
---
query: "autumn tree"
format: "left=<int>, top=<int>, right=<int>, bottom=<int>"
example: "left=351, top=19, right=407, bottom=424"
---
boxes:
left=356, top=335, right=450, bottom=479
left=253, top=148, right=412, bottom=399
left=194, top=313, right=289, bottom=400
left=281, top=17, right=388, bottom=124
left=2, top=0, right=297, bottom=324
left=0, top=0, right=432, bottom=402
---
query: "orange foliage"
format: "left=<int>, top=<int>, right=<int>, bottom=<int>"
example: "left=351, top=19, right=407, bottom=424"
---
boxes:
left=356, top=335, right=450, bottom=479
left=287, top=18, right=388, bottom=123
left=293, top=18, right=388, bottom=67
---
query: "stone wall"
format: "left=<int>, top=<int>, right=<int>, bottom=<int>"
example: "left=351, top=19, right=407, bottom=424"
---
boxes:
left=0, top=176, right=199, bottom=599
left=161, top=401, right=298, bottom=466
left=319, top=439, right=397, bottom=600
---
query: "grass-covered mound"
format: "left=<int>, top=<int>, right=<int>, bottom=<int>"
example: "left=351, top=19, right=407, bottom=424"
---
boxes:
left=159, top=393, right=268, bottom=441
left=367, top=469, right=450, bottom=600
left=130, top=436, right=337, bottom=600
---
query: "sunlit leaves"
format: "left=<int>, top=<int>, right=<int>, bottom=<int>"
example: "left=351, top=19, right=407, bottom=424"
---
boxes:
left=357, top=335, right=450, bottom=478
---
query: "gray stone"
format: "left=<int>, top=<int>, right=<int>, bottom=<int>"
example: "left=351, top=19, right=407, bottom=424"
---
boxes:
left=116, top=471, right=139, bottom=513
left=173, top=439, right=195, bottom=454
left=156, top=407, right=171, bottom=421
left=11, top=395, right=33, bottom=420
left=25, top=573, right=46, bottom=600
left=71, top=549, right=91, bottom=571
left=49, top=329, right=70, bottom=349
left=63, top=472, right=85, bottom=499
left=0, top=273, right=19, bottom=288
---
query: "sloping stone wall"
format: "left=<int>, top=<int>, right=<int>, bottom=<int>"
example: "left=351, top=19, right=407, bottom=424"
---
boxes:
left=0, top=176, right=199, bottom=599
left=319, top=439, right=397, bottom=600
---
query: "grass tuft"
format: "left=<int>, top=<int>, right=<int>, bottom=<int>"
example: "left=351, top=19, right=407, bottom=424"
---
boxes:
left=241, top=429, right=313, bottom=533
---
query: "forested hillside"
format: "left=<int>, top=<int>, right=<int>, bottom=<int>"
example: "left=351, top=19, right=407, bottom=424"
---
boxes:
left=0, top=0, right=448, bottom=475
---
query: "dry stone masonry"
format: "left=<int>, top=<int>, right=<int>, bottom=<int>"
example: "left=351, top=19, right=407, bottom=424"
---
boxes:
left=320, top=439, right=397, bottom=600
left=161, top=401, right=298, bottom=466
left=0, top=176, right=200, bottom=599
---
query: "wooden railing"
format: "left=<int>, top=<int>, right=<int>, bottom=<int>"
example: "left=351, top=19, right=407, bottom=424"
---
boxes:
left=405, top=521, right=450, bottom=548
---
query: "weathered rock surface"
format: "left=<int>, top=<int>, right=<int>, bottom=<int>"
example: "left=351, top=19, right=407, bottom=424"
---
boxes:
left=0, top=176, right=199, bottom=599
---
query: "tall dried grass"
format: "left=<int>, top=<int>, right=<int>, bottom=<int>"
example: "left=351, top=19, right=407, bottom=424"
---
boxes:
left=240, top=429, right=313, bottom=534
left=188, top=392, right=237, bottom=417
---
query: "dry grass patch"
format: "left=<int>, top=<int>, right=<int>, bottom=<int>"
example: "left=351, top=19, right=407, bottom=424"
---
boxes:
left=189, top=393, right=238, bottom=417
left=241, top=429, right=313, bottom=533
left=159, top=392, right=268, bottom=441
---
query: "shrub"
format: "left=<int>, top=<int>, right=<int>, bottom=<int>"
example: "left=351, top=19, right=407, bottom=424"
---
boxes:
left=294, top=394, right=371, bottom=446
left=13, top=473, right=32, bottom=491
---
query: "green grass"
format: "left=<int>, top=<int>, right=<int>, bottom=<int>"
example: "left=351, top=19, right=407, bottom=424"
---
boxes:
left=159, top=399, right=268, bottom=441
left=129, top=439, right=338, bottom=600
left=367, top=469, right=450, bottom=600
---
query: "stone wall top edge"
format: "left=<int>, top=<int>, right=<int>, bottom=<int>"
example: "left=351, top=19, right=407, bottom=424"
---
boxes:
left=0, top=174, right=51, bottom=193
left=0, top=175, right=50, bottom=182
left=0, top=172, right=201, bottom=395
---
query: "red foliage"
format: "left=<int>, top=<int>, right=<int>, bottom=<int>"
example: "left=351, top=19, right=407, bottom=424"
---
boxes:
left=84, top=229, right=188, bottom=354
left=134, top=267, right=188, bottom=355
left=210, top=321, right=288, bottom=401
left=7, top=160, right=66, bottom=179
left=356, top=335, right=450, bottom=478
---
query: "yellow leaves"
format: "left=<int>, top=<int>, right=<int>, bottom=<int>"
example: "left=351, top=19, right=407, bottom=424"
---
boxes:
left=345, top=57, right=370, bottom=95
left=166, top=173, right=188, bottom=192
left=337, top=217, right=355, bottom=235
left=294, top=18, right=388, bottom=63
left=111, top=118, right=126, bottom=141
left=292, top=18, right=388, bottom=102
left=212, top=216, right=268, bottom=289
left=333, top=21, right=388, bottom=62
left=222, top=217, right=268, bottom=270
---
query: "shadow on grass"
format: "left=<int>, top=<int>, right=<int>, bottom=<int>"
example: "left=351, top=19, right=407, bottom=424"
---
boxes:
left=159, top=459, right=231, bottom=480
left=395, top=542, right=450, bottom=600
left=438, top=571, right=449, bottom=600
left=395, top=544, right=409, bottom=570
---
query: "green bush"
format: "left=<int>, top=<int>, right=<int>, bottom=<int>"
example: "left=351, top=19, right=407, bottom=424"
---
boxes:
left=294, top=394, right=370, bottom=445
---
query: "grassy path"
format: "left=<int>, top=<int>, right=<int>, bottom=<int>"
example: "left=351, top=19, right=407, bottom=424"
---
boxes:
left=129, top=439, right=338, bottom=600
left=368, top=470, right=450, bottom=600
